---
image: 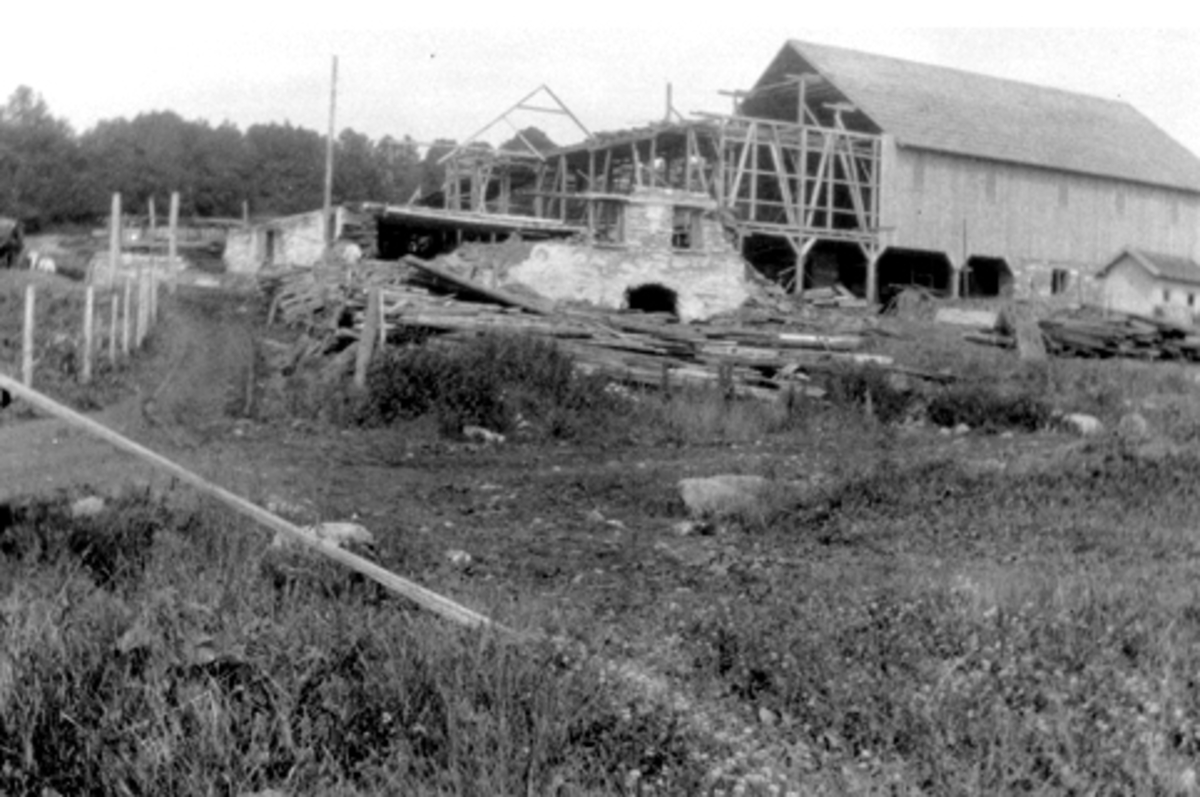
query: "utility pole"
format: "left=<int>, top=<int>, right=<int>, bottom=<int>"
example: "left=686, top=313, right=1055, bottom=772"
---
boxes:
left=323, top=55, right=338, bottom=255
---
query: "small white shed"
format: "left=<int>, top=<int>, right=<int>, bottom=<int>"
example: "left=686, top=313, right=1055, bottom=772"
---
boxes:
left=1097, top=248, right=1200, bottom=324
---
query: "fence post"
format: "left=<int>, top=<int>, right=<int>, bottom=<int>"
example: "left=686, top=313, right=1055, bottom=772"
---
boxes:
left=122, top=278, right=132, bottom=356
left=108, top=193, right=121, bottom=290
left=109, top=293, right=118, bottom=365
left=22, top=285, right=35, bottom=387
left=168, top=192, right=179, bottom=295
left=81, top=285, right=94, bottom=384
left=354, top=287, right=381, bottom=389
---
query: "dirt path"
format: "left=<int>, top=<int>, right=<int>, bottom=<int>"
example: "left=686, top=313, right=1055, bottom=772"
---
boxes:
left=0, top=284, right=263, bottom=503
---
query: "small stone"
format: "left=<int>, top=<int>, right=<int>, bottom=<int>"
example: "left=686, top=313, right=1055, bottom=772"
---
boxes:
left=70, top=496, right=106, bottom=518
left=679, top=475, right=770, bottom=519
left=463, top=425, right=505, bottom=444
left=1116, top=411, right=1151, bottom=442
left=758, top=706, right=779, bottom=726
left=446, top=549, right=472, bottom=567
left=953, top=423, right=970, bottom=435
left=1062, top=413, right=1104, bottom=436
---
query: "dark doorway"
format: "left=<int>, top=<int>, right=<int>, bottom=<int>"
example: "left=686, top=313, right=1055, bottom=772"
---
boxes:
left=963, top=256, right=1014, bottom=298
left=876, top=248, right=953, bottom=303
left=626, top=283, right=678, bottom=316
left=805, top=240, right=867, bottom=296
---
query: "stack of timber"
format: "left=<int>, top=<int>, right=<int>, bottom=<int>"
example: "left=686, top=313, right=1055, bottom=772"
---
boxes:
left=802, top=284, right=869, bottom=309
left=262, top=254, right=951, bottom=400
left=966, top=307, right=1200, bottom=362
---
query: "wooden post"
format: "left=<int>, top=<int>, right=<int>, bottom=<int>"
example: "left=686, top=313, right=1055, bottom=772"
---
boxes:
left=149, top=266, right=157, bottom=329
left=148, top=196, right=157, bottom=233
left=137, top=269, right=150, bottom=348
left=81, top=286, right=94, bottom=384
left=22, top=285, right=34, bottom=387
left=109, top=294, right=118, bottom=365
left=323, top=55, right=338, bottom=257
left=866, top=246, right=882, bottom=306
left=108, top=193, right=121, bottom=290
left=135, top=263, right=145, bottom=348
left=354, top=287, right=381, bottom=389
left=168, top=191, right=179, bottom=295
left=122, top=278, right=132, bottom=356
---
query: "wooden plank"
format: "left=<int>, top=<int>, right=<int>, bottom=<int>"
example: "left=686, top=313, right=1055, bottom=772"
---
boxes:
left=401, top=254, right=556, bottom=315
left=0, top=372, right=501, bottom=631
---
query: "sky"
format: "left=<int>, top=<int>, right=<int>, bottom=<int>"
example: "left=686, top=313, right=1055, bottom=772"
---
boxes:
left=4, top=6, right=1200, bottom=159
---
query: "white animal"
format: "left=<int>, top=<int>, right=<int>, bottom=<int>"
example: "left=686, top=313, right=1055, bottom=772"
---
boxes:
left=26, top=251, right=56, bottom=273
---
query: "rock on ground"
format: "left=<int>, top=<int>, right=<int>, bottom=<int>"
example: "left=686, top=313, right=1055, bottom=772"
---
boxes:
left=679, top=475, right=771, bottom=519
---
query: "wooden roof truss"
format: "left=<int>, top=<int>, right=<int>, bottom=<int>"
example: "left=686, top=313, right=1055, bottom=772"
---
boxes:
left=435, top=76, right=885, bottom=295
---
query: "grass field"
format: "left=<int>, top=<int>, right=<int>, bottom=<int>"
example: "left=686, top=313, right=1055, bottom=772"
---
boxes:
left=6, top=288, right=1200, bottom=794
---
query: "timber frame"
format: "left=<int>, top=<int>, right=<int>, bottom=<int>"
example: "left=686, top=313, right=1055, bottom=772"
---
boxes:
left=438, top=76, right=886, bottom=300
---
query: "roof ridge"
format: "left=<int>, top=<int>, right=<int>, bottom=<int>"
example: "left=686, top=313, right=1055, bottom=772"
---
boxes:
left=787, top=38, right=1136, bottom=111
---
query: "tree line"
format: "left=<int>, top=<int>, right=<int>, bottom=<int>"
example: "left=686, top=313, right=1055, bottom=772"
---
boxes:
left=0, top=86, right=554, bottom=231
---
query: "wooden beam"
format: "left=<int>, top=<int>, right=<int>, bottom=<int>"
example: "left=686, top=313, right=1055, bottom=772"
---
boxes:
left=0, top=372, right=500, bottom=631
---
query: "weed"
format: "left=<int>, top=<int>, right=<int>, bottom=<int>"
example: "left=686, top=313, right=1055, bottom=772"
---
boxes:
left=926, top=381, right=1053, bottom=432
left=0, top=494, right=711, bottom=794
left=359, top=333, right=626, bottom=440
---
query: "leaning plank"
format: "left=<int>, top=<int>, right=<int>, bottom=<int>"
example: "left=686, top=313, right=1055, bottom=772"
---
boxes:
left=402, top=254, right=556, bottom=315
left=0, top=372, right=499, bottom=631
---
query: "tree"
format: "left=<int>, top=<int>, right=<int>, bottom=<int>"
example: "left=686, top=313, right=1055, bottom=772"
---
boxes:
left=418, top=139, right=457, bottom=200
left=0, top=86, right=84, bottom=226
left=243, top=122, right=325, bottom=215
left=377, top=135, right=422, bottom=204
left=333, top=128, right=385, bottom=204
left=499, top=126, right=557, bottom=156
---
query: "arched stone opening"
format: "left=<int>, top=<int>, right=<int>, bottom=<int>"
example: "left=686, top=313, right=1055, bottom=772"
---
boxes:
left=876, top=248, right=954, bottom=303
left=626, top=283, right=679, bottom=316
left=963, top=256, right=1014, bottom=298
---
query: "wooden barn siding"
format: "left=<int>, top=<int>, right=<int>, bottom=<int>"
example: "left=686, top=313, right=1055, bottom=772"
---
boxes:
left=878, top=142, right=1200, bottom=268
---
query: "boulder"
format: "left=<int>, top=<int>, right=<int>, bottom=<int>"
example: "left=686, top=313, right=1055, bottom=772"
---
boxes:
left=70, top=495, right=106, bottom=518
left=1062, top=413, right=1104, bottom=436
left=1116, top=411, right=1151, bottom=442
left=679, top=475, right=770, bottom=519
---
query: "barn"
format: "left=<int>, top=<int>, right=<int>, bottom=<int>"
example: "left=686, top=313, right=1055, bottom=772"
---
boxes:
left=432, top=40, right=1200, bottom=309
left=741, top=40, right=1200, bottom=304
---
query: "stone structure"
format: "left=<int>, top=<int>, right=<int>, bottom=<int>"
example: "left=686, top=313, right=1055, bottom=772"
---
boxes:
left=503, top=187, right=755, bottom=321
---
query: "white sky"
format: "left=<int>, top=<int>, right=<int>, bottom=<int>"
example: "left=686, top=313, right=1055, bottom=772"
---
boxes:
left=4, top=6, right=1200, bottom=158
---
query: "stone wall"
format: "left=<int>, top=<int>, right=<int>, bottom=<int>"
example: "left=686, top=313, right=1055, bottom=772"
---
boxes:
left=503, top=187, right=754, bottom=321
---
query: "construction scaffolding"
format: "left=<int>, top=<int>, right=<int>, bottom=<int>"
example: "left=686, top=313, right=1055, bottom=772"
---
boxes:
left=435, top=78, right=886, bottom=298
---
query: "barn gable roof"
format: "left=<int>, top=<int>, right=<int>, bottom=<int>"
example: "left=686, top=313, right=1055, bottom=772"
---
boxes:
left=758, top=40, right=1200, bottom=194
left=1100, top=248, right=1200, bottom=285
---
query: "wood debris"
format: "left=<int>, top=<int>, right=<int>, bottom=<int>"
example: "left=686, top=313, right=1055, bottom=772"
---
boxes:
left=802, top=284, right=868, bottom=309
left=965, top=306, right=1200, bottom=362
left=261, top=253, right=951, bottom=400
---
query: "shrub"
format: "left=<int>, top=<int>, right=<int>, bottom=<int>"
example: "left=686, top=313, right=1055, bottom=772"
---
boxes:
left=821, top=364, right=916, bottom=424
left=926, top=382, right=1052, bottom=432
left=359, top=333, right=626, bottom=440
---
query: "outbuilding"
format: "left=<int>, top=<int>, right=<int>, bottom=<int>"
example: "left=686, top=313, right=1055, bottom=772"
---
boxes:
left=1097, top=248, right=1200, bottom=323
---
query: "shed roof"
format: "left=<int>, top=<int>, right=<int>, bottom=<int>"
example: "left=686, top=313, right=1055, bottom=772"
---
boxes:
left=757, top=41, right=1200, bottom=193
left=1099, top=248, right=1200, bottom=285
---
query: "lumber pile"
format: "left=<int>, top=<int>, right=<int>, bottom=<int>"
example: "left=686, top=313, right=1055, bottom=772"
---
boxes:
left=1040, top=312, right=1200, bottom=361
left=965, top=306, right=1200, bottom=362
left=261, top=254, right=949, bottom=401
left=802, top=284, right=868, bottom=309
